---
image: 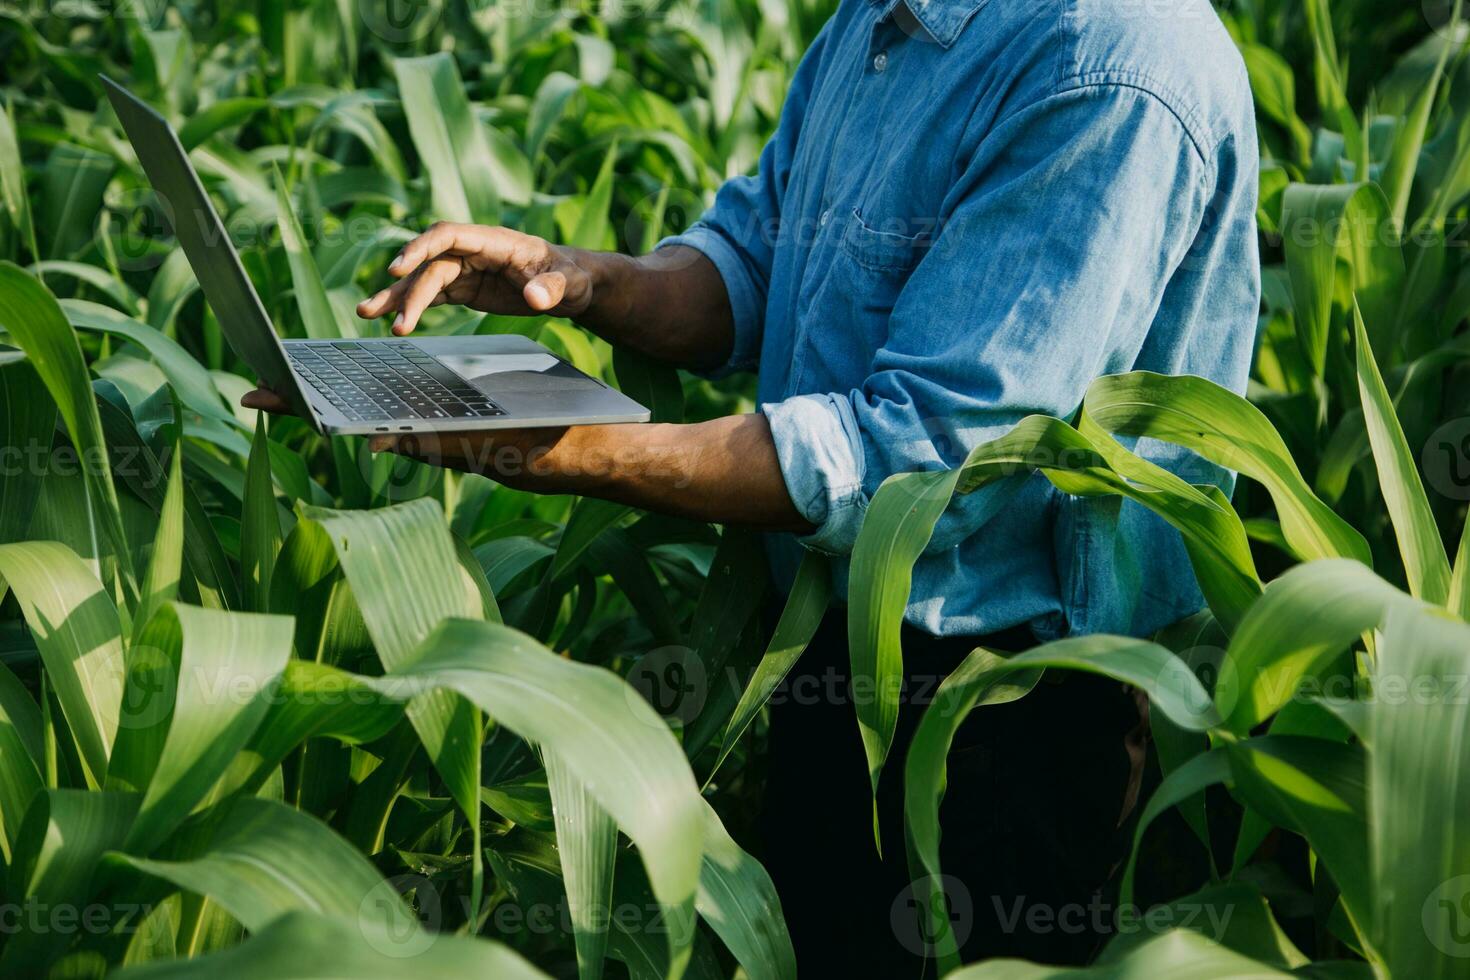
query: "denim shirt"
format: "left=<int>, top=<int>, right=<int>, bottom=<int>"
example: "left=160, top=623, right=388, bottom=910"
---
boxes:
left=661, top=0, right=1259, bottom=639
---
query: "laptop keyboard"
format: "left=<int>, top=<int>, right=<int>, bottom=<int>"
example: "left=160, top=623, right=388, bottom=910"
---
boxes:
left=286, top=341, right=507, bottom=423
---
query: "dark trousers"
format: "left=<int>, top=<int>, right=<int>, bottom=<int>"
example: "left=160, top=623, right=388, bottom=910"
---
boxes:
left=759, top=609, right=1144, bottom=973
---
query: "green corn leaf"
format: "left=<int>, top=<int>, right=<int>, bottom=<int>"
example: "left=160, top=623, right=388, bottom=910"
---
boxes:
left=221, top=659, right=403, bottom=799
left=1118, top=748, right=1231, bottom=908
left=709, top=551, right=830, bottom=782
left=0, top=542, right=126, bottom=788
left=62, top=299, right=235, bottom=424
left=95, top=395, right=237, bottom=610
left=299, top=500, right=485, bottom=914
left=1368, top=605, right=1470, bottom=976
left=852, top=412, right=1260, bottom=823
left=1451, top=510, right=1470, bottom=620
left=1352, top=303, right=1452, bottom=605
left=847, top=466, right=957, bottom=820
left=131, top=419, right=185, bottom=644
left=240, top=414, right=282, bottom=613
left=1301, top=0, right=1365, bottom=173
left=0, top=356, right=56, bottom=544
left=119, top=603, right=293, bottom=854
left=176, top=97, right=269, bottom=151
left=527, top=72, right=581, bottom=165
left=1083, top=372, right=1371, bottom=567
left=948, top=926, right=1290, bottom=978
left=33, top=262, right=144, bottom=316
left=549, top=497, right=631, bottom=583
left=903, top=637, right=1216, bottom=968
left=272, top=166, right=348, bottom=340
left=567, top=141, right=619, bottom=251
left=0, top=660, right=44, bottom=862
left=0, top=99, right=35, bottom=256
left=1225, top=735, right=1371, bottom=944
left=114, top=796, right=418, bottom=936
left=1215, top=560, right=1410, bottom=734
left=546, top=751, right=617, bottom=980
left=613, top=346, right=683, bottom=423
left=371, top=618, right=705, bottom=974
left=393, top=53, right=501, bottom=226
left=584, top=530, right=679, bottom=644
left=111, top=909, right=549, bottom=979
left=1100, top=881, right=1308, bottom=970
left=1280, top=182, right=1404, bottom=372
left=38, top=144, right=112, bottom=260
left=1380, top=17, right=1456, bottom=232
left=0, top=789, right=138, bottom=973
left=696, top=800, right=796, bottom=980
left=1239, top=43, right=1312, bottom=165
left=0, top=263, right=135, bottom=594
left=679, top=528, right=768, bottom=756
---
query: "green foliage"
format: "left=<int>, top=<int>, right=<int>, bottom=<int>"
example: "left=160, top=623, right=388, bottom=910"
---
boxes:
left=1, top=0, right=1469, bottom=977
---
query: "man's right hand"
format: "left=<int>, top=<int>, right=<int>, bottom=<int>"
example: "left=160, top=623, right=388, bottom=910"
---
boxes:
left=356, top=223, right=597, bottom=335
left=356, top=221, right=734, bottom=372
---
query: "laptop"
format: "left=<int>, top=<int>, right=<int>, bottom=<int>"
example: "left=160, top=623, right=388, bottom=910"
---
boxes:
left=101, top=75, right=650, bottom=436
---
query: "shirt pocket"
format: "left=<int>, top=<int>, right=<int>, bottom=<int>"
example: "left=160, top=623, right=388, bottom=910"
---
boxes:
left=791, top=209, right=927, bottom=392
left=839, top=207, right=928, bottom=272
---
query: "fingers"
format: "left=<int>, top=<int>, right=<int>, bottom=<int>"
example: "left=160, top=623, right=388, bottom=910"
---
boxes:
left=394, top=258, right=463, bottom=335
left=356, top=278, right=409, bottom=320
left=388, top=223, right=514, bottom=279
left=241, top=387, right=294, bottom=415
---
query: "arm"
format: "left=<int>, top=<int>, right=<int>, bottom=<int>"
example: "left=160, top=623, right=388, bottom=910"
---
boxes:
left=761, top=84, right=1214, bottom=556
left=358, top=414, right=812, bottom=532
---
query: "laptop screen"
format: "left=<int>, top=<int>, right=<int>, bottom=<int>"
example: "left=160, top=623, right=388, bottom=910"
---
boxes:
left=101, top=76, right=296, bottom=399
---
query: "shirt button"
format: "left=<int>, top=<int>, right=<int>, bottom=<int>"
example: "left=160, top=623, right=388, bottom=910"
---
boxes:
left=819, top=209, right=831, bottom=226
left=873, top=51, right=888, bottom=73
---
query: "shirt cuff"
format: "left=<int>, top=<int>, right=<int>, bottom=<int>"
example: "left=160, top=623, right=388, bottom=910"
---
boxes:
left=656, top=224, right=762, bottom=378
left=761, top=392, right=869, bottom=555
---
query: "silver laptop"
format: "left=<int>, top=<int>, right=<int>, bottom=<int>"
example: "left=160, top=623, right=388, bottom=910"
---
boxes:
left=101, top=75, right=650, bottom=436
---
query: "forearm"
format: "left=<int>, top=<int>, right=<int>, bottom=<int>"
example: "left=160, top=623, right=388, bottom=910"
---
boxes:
left=385, top=414, right=811, bottom=532
left=570, top=245, right=736, bottom=372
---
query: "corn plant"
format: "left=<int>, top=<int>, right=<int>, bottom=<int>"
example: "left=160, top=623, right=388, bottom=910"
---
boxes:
left=3, top=0, right=1470, bottom=977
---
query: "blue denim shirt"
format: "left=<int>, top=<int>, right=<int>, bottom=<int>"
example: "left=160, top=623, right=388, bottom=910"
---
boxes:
left=662, top=0, right=1259, bottom=639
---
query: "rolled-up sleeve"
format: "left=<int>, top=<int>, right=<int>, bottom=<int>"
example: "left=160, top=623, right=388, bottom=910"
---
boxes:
left=765, top=83, right=1213, bottom=555
left=655, top=24, right=831, bottom=378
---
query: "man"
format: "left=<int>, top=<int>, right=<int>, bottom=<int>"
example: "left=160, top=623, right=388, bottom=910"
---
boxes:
left=248, top=0, right=1257, bottom=966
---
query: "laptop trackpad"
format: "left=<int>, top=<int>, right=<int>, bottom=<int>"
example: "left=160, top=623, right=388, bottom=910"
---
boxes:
left=435, top=353, right=603, bottom=393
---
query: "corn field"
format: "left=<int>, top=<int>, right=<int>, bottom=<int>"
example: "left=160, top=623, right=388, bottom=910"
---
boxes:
left=0, top=0, right=1468, bottom=976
